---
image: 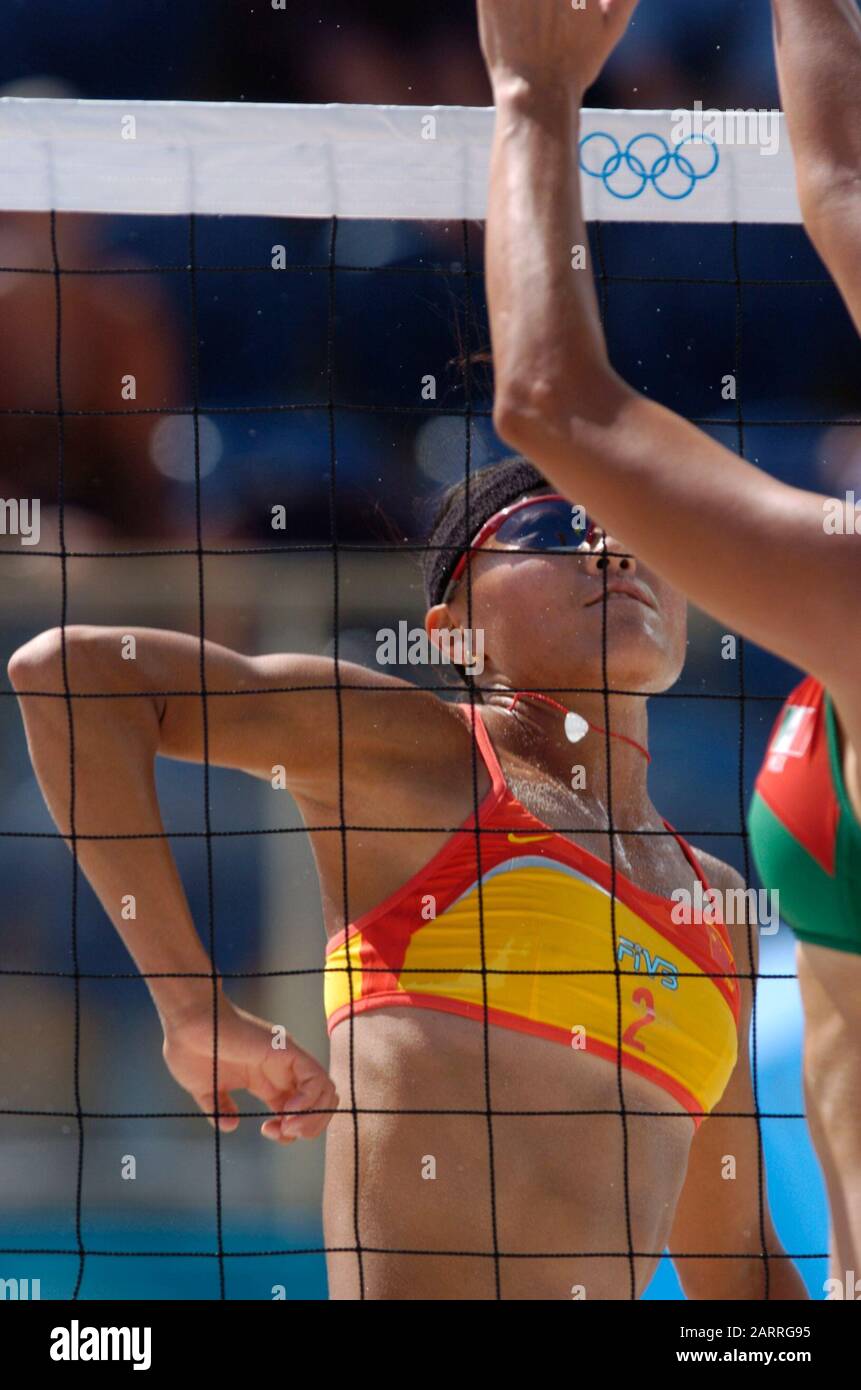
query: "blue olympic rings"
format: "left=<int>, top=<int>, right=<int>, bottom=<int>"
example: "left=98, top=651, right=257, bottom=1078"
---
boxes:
left=579, top=132, right=720, bottom=201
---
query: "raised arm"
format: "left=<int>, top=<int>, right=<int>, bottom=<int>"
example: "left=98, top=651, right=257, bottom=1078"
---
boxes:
left=7, top=626, right=408, bottom=1004
left=477, top=1, right=861, bottom=744
left=772, top=0, right=861, bottom=333
left=6, top=625, right=431, bottom=1142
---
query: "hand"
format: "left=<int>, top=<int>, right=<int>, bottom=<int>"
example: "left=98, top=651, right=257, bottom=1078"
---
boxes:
left=477, top=0, right=640, bottom=93
left=162, top=997, right=339, bottom=1145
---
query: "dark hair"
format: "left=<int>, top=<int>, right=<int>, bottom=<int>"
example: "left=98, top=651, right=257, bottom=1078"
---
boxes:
left=420, top=456, right=548, bottom=610
left=420, top=456, right=549, bottom=701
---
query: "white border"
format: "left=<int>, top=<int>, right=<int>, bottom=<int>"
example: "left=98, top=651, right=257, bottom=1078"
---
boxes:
left=0, top=99, right=800, bottom=223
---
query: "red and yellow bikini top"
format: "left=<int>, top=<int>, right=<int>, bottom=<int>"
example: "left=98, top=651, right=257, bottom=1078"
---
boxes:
left=325, top=702, right=740, bottom=1124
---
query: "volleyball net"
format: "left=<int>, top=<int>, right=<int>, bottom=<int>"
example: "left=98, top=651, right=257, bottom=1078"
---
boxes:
left=1, top=99, right=858, bottom=1300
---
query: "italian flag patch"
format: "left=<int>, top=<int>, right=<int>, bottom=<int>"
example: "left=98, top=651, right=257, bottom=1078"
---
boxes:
left=767, top=704, right=817, bottom=773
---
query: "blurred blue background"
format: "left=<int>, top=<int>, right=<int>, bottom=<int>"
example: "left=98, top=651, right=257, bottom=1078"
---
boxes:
left=1, top=1, right=859, bottom=1301
left=0, top=0, right=781, bottom=110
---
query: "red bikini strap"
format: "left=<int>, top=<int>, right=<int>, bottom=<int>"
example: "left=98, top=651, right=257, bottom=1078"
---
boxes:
left=664, top=820, right=712, bottom=892
left=453, top=701, right=509, bottom=799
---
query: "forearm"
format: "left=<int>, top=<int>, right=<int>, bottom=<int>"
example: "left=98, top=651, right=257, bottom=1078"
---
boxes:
left=772, top=0, right=861, bottom=195
left=773, top=0, right=861, bottom=332
left=514, top=389, right=858, bottom=678
left=487, top=76, right=615, bottom=423
left=9, top=631, right=218, bottom=1028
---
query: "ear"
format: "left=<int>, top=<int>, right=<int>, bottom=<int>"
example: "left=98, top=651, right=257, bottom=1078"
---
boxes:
left=425, top=602, right=462, bottom=659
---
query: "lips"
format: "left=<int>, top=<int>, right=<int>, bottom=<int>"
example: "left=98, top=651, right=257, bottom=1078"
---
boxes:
left=584, top=581, right=658, bottom=612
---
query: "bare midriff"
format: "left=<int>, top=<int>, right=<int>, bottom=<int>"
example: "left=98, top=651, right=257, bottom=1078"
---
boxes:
left=323, top=1006, right=693, bottom=1301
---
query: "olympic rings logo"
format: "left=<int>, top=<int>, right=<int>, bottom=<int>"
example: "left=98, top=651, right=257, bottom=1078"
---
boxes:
left=579, top=132, right=720, bottom=202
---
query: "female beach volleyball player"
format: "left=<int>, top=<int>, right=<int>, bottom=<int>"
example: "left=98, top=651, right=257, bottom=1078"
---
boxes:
left=8, top=458, right=802, bottom=1298
left=476, top=0, right=861, bottom=1278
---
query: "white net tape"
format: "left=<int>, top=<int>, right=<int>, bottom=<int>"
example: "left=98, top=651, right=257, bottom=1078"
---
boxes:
left=0, top=99, right=799, bottom=222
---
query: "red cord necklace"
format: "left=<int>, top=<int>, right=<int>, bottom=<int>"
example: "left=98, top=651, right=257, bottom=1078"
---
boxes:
left=509, top=690, right=652, bottom=765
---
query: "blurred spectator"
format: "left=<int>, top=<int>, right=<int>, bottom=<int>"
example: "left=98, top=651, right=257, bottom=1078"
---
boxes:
left=0, top=210, right=183, bottom=549
left=237, top=8, right=491, bottom=107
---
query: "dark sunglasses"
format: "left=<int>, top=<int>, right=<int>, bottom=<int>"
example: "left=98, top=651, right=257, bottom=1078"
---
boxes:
left=444, top=494, right=597, bottom=601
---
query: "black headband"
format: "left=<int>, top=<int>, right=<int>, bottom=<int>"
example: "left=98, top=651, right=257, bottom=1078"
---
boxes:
left=422, top=458, right=548, bottom=609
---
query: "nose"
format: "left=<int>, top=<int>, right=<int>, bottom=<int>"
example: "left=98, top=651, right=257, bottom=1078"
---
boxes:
left=579, top=528, right=637, bottom=577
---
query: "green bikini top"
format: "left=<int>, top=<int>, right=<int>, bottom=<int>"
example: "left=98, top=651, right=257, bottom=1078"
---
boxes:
left=750, top=675, right=861, bottom=955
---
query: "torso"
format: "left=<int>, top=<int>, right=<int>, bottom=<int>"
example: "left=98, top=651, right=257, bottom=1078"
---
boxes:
left=751, top=675, right=861, bottom=1269
left=299, top=697, right=738, bottom=1299
left=323, top=1010, right=693, bottom=1299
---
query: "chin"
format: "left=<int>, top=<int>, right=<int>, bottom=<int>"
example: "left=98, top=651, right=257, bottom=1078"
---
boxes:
left=593, top=640, right=682, bottom=693
left=614, top=657, right=682, bottom=693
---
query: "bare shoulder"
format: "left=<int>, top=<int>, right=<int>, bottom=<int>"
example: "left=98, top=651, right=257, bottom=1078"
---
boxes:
left=694, top=851, right=746, bottom=897
left=694, top=849, right=759, bottom=1010
left=290, top=663, right=482, bottom=811
left=330, top=668, right=474, bottom=767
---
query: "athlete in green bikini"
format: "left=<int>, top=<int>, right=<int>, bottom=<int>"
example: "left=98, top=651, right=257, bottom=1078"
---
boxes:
left=750, top=677, right=861, bottom=959
left=477, top=0, right=861, bottom=1279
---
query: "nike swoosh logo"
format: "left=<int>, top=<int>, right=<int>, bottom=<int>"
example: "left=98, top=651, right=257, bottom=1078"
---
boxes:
left=507, top=833, right=554, bottom=844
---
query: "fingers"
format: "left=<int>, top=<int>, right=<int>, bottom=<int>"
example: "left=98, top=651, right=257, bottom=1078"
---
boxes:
left=260, top=1069, right=340, bottom=1146
left=199, top=1091, right=241, bottom=1134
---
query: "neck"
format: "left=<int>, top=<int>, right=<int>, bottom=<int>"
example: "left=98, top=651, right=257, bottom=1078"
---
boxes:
left=482, top=685, right=654, bottom=818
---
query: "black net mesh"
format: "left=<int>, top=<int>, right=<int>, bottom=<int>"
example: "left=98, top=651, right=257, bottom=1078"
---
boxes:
left=2, top=206, right=855, bottom=1299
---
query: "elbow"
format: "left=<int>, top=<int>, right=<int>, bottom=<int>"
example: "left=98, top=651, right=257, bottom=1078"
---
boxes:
left=8, top=628, right=63, bottom=690
left=493, top=381, right=573, bottom=463
left=798, top=167, right=861, bottom=233
left=7, top=625, right=95, bottom=691
left=493, top=395, right=543, bottom=461
left=494, top=371, right=635, bottom=465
